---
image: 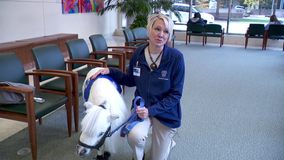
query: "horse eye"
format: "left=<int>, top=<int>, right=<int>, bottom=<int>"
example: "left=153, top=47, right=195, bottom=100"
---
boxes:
left=98, top=132, right=104, bottom=137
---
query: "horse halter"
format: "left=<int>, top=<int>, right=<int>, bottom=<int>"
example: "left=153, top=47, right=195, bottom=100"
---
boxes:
left=78, top=126, right=111, bottom=150
left=78, top=104, right=111, bottom=150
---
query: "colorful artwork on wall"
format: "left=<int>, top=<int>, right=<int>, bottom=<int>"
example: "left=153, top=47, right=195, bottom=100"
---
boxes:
left=62, top=0, right=80, bottom=14
left=62, top=0, right=104, bottom=14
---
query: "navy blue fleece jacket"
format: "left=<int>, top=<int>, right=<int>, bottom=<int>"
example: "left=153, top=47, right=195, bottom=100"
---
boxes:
left=109, top=44, right=185, bottom=128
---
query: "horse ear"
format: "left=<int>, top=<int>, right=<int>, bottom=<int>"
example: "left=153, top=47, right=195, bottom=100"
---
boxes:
left=108, top=113, right=120, bottom=122
left=84, top=101, right=94, bottom=110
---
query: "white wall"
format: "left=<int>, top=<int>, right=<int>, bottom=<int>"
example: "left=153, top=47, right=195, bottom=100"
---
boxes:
left=0, top=0, right=119, bottom=43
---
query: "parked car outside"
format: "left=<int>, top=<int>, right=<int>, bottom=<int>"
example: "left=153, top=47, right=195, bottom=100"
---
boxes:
left=160, top=3, right=215, bottom=24
left=235, top=5, right=245, bottom=9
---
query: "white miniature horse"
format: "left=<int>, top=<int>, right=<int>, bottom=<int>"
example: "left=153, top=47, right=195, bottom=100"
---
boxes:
left=77, top=67, right=129, bottom=159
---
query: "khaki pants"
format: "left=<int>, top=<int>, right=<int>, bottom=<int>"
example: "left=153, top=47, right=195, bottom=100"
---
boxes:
left=127, top=117, right=177, bottom=160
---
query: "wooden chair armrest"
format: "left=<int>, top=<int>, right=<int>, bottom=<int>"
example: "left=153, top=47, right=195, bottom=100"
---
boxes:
left=66, top=58, right=106, bottom=63
left=107, top=46, right=137, bottom=51
left=90, top=51, right=126, bottom=72
left=134, top=38, right=149, bottom=41
left=26, top=71, right=73, bottom=97
left=0, top=85, right=33, bottom=95
left=0, top=85, right=35, bottom=120
left=65, top=59, right=107, bottom=69
left=32, top=69, right=78, bottom=76
left=125, top=41, right=149, bottom=46
left=90, top=51, right=125, bottom=56
left=30, top=69, right=77, bottom=96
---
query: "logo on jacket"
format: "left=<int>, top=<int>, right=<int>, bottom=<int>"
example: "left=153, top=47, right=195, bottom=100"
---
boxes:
left=158, top=70, right=168, bottom=80
left=161, top=70, right=167, bottom=77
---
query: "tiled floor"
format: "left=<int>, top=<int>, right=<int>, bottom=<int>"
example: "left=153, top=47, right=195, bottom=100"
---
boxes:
left=0, top=35, right=126, bottom=142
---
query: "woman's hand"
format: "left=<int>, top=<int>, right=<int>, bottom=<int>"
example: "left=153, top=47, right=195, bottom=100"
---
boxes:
left=91, top=68, right=110, bottom=80
left=136, top=106, right=150, bottom=119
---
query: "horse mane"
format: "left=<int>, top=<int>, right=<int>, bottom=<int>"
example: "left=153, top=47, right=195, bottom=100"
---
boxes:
left=81, top=106, right=109, bottom=136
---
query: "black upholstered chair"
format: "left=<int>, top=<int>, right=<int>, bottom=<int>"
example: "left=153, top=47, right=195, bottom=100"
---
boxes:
left=245, top=24, right=265, bottom=49
left=65, top=38, right=107, bottom=77
left=0, top=52, right=73, bottom=160
left=31, top=44, right=84, bottom=132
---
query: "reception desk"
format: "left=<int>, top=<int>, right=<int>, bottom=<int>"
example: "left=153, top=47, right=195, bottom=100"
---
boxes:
left=0, top=33, right=78, bottom=70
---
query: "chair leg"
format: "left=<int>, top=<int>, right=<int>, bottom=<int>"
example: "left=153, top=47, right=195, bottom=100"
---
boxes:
left=66, top=100, right=73, bottom=137
left=71, top=75, right=79, bottom=132
left=264, top=37, right=267, bottom=50
left=189, top=35, right=191, bottom=43
left=245, top=37, right=248, bottom=49
left=25, top=93, right=37, bottom=160
left=28, top=121, right=37, bottom=160
left=262, top=38, right=265, bottom=50
left=38, top=118, right=42, bottom=124
left=186, top=35, right=188, bottom=45
left=73, top=94, right=79, bottom=132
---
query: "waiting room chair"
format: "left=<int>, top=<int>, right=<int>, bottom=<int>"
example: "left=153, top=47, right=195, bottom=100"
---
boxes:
left=132, top=27, right=149, bottom=41
left=89, top=34, right=136, bottom=73
left=186, top=23, right=205, bottom=45
left=65, top=38, right=107, bottom=77
left=123, top=28, right=149, bottom=47
left=245, top=24, right=265, bottom=49
left=204, top=24, right=225, bottom=47
left=31, top=44, right=87, bottom=132
left=263, top=24, right=284, bottom=51
left=0, top=52, right=73, bottom=160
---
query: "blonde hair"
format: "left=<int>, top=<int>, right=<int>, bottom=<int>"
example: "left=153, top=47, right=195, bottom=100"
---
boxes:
left=146, top=14, right=174, bottom=43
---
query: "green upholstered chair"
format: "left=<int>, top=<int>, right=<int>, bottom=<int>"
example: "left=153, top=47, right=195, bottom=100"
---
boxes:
left=263, top=24, right=284, bottom=51
left=245, top=24, right=265, bottom=49
left=65, top=38, right=107, bottom=77
left=186, top=23, right=205, bottom=45
left=123, top=28, right=149, bottom=47
left=204, top=24, right=225, bottom=47
left=132, top=27, right=149, bottom=41
left=31, top=44, right=82, bottom=132
left=0, top=52, right=73, bottom=160
left=89, top=34, right=135, bottom=73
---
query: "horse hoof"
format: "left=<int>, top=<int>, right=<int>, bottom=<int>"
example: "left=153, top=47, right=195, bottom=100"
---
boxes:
left=95, top=155, right=104, bottom=160
left=104, top=151, right=111, bottom=160
left=94, top=152, right=111, bottom=160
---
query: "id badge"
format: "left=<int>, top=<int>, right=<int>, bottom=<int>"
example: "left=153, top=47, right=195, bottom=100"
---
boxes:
left=133, top=67, right=141, bottom=77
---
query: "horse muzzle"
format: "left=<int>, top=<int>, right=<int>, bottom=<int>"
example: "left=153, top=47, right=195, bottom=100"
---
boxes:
left=76, top=126, right=111, bottom=158
left=77, top=144, right=92, bottom=158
